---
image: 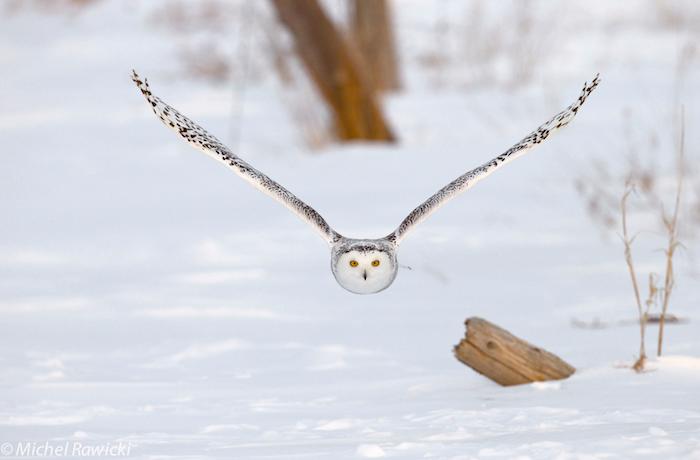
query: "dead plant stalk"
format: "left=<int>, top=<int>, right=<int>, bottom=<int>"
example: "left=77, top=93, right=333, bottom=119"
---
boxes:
left=657, top=110, right=685, bottom=356
left=621, top=187, right=647, bottom=371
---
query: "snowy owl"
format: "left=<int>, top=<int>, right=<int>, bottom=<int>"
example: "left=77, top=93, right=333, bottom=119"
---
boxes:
left=132, top=71, right=599, bottom=294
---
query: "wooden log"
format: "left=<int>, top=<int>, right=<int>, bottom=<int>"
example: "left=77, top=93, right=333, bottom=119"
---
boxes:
left=454, top=317, right=575, bottom=386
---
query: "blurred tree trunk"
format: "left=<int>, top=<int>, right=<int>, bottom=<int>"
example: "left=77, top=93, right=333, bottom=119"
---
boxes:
left=350, top=0, right=401, bottom=92
left=270, top=0, right=395, bottom=142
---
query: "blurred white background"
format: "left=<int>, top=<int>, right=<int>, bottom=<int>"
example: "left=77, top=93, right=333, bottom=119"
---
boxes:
left=1, top=1, right=699, bottom=458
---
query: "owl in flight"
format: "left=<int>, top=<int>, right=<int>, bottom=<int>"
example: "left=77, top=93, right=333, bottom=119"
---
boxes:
left=132, top=71, right=599, bottom=294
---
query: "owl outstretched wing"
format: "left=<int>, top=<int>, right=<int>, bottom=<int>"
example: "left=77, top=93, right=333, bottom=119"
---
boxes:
left=132, top=70, right=341, bottom=245
left=387, top=75, right=600, bottom=245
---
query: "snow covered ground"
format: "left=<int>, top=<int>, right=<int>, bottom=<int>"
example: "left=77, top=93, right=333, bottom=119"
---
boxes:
left=1, top=1, right=699, bottom=458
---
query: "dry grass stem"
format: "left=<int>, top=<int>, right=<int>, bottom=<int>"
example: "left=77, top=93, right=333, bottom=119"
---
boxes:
left=621, top=186, right=648, bottom=372
left=657, top=109, right=685, bottom=356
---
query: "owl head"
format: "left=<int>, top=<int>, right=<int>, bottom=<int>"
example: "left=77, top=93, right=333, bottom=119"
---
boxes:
left=331, top=240, right=398, bottom=294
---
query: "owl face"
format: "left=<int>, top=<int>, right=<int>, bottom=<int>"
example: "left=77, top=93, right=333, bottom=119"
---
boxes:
left=331, top=242, right=398, bottom=294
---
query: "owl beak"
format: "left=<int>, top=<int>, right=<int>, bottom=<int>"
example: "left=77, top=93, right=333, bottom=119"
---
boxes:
left=362, top=270, right=368, bottom=280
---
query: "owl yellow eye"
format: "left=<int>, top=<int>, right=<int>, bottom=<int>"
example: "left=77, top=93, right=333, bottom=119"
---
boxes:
left=371, top=260, right=380, bottom=267
left=349, top=260, right=359, bottom=267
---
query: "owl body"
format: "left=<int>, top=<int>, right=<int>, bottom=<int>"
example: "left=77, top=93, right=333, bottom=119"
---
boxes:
left=132, top=71, right=599, bottom=295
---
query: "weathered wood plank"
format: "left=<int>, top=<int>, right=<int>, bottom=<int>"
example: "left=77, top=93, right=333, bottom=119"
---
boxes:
left=454, top=317, right=575, bottom=386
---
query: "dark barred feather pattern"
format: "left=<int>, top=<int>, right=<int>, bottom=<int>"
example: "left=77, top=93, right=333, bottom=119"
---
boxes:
left=133, top=70, right=599, bottom=253
left=388, top=75, right=600, bottom=244
left=132, top=70, right=341, bottom=245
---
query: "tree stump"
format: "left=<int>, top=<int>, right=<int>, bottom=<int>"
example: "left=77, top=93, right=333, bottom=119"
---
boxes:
left=454, top=317, right=575, bottom=386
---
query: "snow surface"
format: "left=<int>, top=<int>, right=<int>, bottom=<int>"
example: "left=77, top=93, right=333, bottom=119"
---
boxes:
left=1, top=1, right=699, bottom=459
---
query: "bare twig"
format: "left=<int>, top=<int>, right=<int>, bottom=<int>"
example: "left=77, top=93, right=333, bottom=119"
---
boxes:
left=622, top=185, right=648, bottom=372
left=657, top=108, right=685, bottom=356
